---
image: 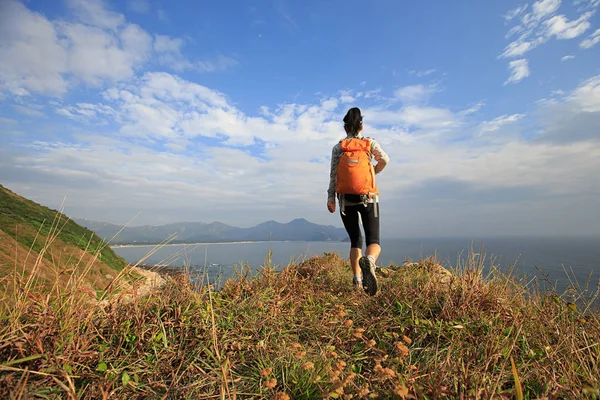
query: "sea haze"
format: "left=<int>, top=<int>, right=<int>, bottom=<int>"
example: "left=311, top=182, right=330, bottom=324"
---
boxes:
left=113, top=235, right=600, bottom=296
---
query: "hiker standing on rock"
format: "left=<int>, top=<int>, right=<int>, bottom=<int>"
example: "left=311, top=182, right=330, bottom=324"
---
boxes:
left=327, top=107, right=389, bottom=296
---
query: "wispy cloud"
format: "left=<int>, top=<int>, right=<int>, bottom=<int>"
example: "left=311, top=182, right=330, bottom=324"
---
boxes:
left=561, top=54, right=576, bottom=61
left=580, top=28, right=600, bottom=48
left=274, top=0, right=299, bottom=33
left=394, top=84, right=439, bottom=103
left=505, top=59, right=530, bottom=84
left=545, top=12, right=593, bottom=39
left=479, top=113, right=525, bottom=133
left=13, top=105, right=46, bottom=118
left=153, top=35, right=238, bottom=73
left=504, top=4, right=528, bottom=22
left=532, top=0, right=561, bottom=20
left=409, top=69, right=436, bottom=78
left=499, top=0, right=598, bottom=80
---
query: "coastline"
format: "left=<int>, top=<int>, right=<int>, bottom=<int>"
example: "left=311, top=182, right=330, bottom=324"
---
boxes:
left=110, top=240, right=273, bottom=248
left=110, top=239, right=344, bottom=248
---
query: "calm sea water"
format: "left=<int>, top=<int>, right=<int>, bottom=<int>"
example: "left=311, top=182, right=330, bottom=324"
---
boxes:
left=112, top=236, right=600, bottom=295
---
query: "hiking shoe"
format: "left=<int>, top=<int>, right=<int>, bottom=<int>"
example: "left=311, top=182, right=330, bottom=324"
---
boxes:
left=359, top=256, right=378, bottom=296
left=352, top=277, right=363, bottom=291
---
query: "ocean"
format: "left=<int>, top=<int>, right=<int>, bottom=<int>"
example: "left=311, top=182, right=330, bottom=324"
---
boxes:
left=112, top=236, right=600, bottom=296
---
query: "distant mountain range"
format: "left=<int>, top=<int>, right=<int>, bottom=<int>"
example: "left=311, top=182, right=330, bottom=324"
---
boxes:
left=74, top=218, right=349, bottom=245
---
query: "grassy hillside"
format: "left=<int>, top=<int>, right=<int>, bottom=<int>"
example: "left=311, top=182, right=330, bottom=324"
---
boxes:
left=0, top=184, right=127, bottom=294
left=0, top=251, right=598, bottom=399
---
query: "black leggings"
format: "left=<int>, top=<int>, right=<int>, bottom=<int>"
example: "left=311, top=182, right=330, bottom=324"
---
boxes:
left=340, top=202, right=380, bottom=249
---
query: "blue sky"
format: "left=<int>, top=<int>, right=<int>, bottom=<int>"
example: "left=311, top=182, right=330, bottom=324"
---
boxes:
left=1, top=0, right=599, bottom=238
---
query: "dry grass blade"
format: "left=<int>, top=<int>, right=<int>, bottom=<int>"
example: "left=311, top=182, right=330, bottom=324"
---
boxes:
left=510, top=357, right=523, bottom=400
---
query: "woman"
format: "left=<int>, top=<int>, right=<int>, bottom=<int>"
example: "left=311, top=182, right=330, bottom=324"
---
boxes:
left=327, top=107, right=389, bottom=296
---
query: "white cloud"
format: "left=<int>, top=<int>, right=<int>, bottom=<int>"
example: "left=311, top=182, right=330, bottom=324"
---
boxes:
left=394, top=84, right=438, bottom=103
left=4, top=70, right=600, bottom=236
left=154, top=35, right=184, bottom=53
left=504, top=4, right=528, bottom=21
left=339, top=90, right=355, bottom=104
left=575, top=0, right=600, bottom=11
left=196, top=55, right=239, bottom=73
left=0, top=0, right=234, bottom=97
left=363, top=88, right=382, bottom=99
left=0, top=1, right=68, bottom=96
left=561, top=54, right=576, bottom=61
left=364, top=105, right=458, bottom=131
left=499, top=1, right=597, bottom=62
left=532, top=0, right=561, bottom=19
left=580, top=28, right=600, bottom=48
left=500, top=39, right=538, bottom=58
left=57, top=22, right=153, bottom=85
left=153, top=35, right=194, bottom=71
left=460, top=102, right=485, bottom=116
left=408, top=69, right=436, bottom=77
left=13, top=105, right=45, bottom=118
left=55, top=102, right=117, bottom=121
left=0, top=0, right=146, bottom=94
left=569, top=76, right=600, bottom=112
left=67, top=0, right=125, bottom=31
left=545, top=12, right=593, bottom=39
left=0, top=117, right=18, bottom=125
left=153, top=35, right=239, bottom=73
left=479, top=114, right=525, bottom=133
left=505, top=59, right=530, bottom=84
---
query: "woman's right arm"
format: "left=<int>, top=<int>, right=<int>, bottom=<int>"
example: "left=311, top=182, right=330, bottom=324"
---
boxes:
left=327, top=144, right=341, bottom=202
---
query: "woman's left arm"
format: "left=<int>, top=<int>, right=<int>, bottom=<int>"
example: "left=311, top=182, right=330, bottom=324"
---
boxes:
left=371, top=139, right=389, bottom=174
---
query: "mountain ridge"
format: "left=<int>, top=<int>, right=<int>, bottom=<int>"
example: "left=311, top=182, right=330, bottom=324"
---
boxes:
left=75, top=217, right=348, bottom=245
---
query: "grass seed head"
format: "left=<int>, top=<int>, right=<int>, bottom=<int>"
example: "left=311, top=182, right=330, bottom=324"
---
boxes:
left=359, top=386, right=370, bottom=396
left=265, top=378, right=277, bottom=389
left=395, top=341, right=409, bottom=357
left=273, top=392, right=290, bottom=400
left=302, top=361, right=314, bottom=370
left=353, top=328, right=365, bottom=338
left=393, top=385, right=409, bottom=397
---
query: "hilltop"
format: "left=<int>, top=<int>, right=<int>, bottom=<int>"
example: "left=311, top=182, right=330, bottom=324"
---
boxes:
left=0, top=184, right=128, bottom=295
left=1, top=249, right=598, bottom=398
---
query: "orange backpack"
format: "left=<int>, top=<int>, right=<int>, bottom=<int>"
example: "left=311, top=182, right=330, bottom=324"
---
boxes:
left=335, top=138, right=378, bottom=197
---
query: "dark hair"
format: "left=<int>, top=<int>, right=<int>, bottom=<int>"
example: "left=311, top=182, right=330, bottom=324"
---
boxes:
left=343, top=107, right=363, bottom=136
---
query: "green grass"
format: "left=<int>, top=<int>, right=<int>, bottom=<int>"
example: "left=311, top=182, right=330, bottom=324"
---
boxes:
left=1, top=249, right=598, bottom=399
left=0, top=185, right=126, bottom=272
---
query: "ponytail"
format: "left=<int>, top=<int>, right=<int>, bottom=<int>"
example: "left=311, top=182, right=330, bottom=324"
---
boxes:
left=343, top=107, right=363, bottom=137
